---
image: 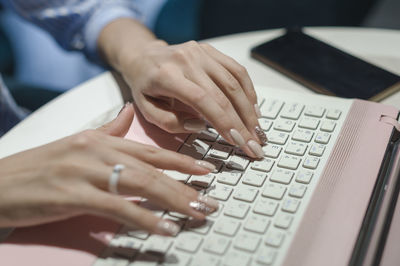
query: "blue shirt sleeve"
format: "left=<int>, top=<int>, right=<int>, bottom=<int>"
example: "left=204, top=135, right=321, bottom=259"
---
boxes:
left=1, top=0, right=167, bottom=64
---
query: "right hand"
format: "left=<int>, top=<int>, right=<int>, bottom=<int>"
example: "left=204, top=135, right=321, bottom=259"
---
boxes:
left=0, top=103, right=218, bottom=236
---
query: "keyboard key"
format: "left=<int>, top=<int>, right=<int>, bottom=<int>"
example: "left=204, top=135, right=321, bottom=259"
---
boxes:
left=255, top=246, right=277, bottom=265
left=277, top=155, right=301, bottom=170
left=274, top=212, right=293, bottom=229
left=320, top=120, right=336, bottom=132
left=262, top=183, right=286, bottom=200
left=94, top=257, right=129, bottom=266
left=273, top=119, right=296, bottom=132
left=126, top=229, right=150, bottom=240
left=254, top=198, right=279, bottom=216
left=326, top=109, right=342, bottom=120
left=267, top=131, right=289, bottom=145
left=175, top=232, right=203, bottom=253
left=265, top=229, right=285, bottom=247
left=303, top=156, right=320, bottom=169
left=251, top=158, right=274, bottom=173
left=168, top=212, right=188, bottom=219
left=198, top=128, right=218, bottom=142
left=217, top=135, right=232, bottom=146
left=191, top=253, right=220, bottom=266
left=131, top=253, right=160, bottom=266
left=289, top=183, right=307, bottom=198
left=281, top=198, right=300, bottom=213
left=209, top=203, right=224, bottom=218
left=315, top=132, right=331, bottom=144
left=214, top=217, right=240, bottom=236
left=242, top=170, right=267, bottom=187
left=304, top=105, right=325, bottom=118
left=295, top=170, right=313, bottom=184
left=233, top=233, right=261, bottom=252
left=222, top=251, right=251, bottom=266
left=203, top=235, right=231, bottom=255
left=163, top=252, right=192, bottom=266
left=309, top=143, right=325, bottom=156
left=186, top=219, right=214, bottom=235
left=292, top=129, right=314, bottom=143
left=233, top=186, right=259, bottom=202
left=280, top=102, right=304, bottom=120
left=208, top=184, right=233, bottom=201
left=298, top=117, right=320, bottom=130
left=209, top=143, right=232, bottom=159
left=179, top=138, right=210, bottom=159
left=227, top=155, right=249, bottom=171
left=189, top=174, right=215, bottom=188
left=263, top=144, right=282, bottom=158
left=109, top=236, right=142, bottom=259
left=259, top=118, right=273, bottom=131
left=224, top=200, right=250, bottom=218
left=144, top=235, right=172, bottom=254
left=270, top=169, right=294, bottom=185
left=244, top=214, right=270, bottom=233
left=285, top=141, right=307, bottom=156
left=260, top=99, right=284, bottom=119
left=164, top=170, right=190, bottom=182
left=203, top=156, right=224, bottom=173
left=217, top=171, right=241, bottom=186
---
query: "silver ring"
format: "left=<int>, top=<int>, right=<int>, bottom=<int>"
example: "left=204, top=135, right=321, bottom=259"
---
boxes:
left=109, top=164, right=125, bottom=194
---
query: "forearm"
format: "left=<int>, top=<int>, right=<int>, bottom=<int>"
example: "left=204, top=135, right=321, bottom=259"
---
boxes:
left=98, top=18, right=165, bottom=73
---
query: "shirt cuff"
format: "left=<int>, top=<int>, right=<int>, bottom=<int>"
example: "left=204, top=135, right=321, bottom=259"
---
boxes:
left=83, top=6, right=140, bottom=65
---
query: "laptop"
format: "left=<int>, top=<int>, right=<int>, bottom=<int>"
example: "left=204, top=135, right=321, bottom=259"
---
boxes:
left=1, top=86, right=400, bottom=266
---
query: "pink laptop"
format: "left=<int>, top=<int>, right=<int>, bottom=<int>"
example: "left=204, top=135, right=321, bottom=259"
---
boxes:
left=1, top=86, right=400, bottom=266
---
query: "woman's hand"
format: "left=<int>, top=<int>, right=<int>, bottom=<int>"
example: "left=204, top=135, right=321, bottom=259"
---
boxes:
left=0, top=103, right=218, bottom=236
left=98, top=18, right=267, bottom=159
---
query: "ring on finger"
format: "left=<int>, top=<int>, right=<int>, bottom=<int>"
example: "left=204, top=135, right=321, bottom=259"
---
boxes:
left=109, top=164, right=125, bottom=194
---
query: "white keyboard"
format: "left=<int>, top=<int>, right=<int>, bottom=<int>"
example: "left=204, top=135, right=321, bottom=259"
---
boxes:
left=94, top=93, right=347, bottom=266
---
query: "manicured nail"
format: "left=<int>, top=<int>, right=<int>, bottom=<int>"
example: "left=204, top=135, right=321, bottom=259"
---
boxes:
left=255, top=126, right=268, bottom=145
left=184, top=119, right=206, bottom=132
left=247, top=140, right=264, bottom=158
left=118, top=102, right=132, bottom=116
left=195, top=160, right=216, bottom=172
left=229, top=128, right=245, bottom=147
left=198, top=195, right=219, bottom=210
left=254, top=104, right=262, bottom=118
left=157, top=219, right=180, bottom=236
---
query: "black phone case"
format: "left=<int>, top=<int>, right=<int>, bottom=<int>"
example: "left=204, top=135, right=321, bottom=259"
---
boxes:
left=251, top=29, right=400, bottom=101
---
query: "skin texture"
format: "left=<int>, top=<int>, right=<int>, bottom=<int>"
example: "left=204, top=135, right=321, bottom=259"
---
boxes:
left=0, top=104, right=216, bottom=235
left=98, top=18, right=265, bottom=158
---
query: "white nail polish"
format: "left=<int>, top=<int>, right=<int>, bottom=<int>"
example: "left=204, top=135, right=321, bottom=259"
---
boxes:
left=183, top=119, right=206, bottom=132
left=157, top=219, right=180, bottom=236
left=198, top=195, right=219, bottom=210
left=195, top=160, right=216, bottom=172
left=247, top=140, right=265, bottom=158
left=254, top=104, right=262, bottom=118
left=229, top=128, right=245, bottom=147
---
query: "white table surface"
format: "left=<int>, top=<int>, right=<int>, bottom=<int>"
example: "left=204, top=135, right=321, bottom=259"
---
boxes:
left=1, top=27, right=400, bottom=159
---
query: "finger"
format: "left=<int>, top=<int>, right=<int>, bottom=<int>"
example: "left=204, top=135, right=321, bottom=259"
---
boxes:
left=174, top=73, right=263, bottom=158
left=101, top=134, right=216, bottom=175
left=137, top=95, right=207, bottom=133
left=203, top=57, right=265, bottom=143
left=81, top=187, right=181, bottom=236
left=90, top=158, right=218, bottom=220
left=97, top=102, right=135, bottom=137
left=200, top=43, right=258, bottom=107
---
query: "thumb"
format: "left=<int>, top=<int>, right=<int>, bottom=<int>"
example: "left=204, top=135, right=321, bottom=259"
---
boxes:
left=97, top=102, right=134, bottom=137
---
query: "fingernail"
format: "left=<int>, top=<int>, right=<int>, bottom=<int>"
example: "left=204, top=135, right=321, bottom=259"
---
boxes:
left=157, top=219, right=180, bottom=236
left=118, top=102, right=132, bottom=115
left=247, top=140, right=264, bottom=158
left=254, top=104, right=262, bottom=118
left=255, top=126, right=268, bottom=145
left=189, top=201, right=215, bottom=214
left=229, top=128, right=245, bottom=147
left=184, top=119, right=206, bottom=132
left=198, top=195, right=219, bottom=210
left=195, top=160, right=216, bottom=172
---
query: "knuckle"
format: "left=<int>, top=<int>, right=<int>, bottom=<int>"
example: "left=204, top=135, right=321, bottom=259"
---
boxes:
left=200, top=42, right=212, bottom=50
left=224, top=76, right=242, bottom=93
left=187, top=89, right=207, bottom=103
left=69, top=130, right=98, bottom=149
left=234, top=64, right=248, bottom=77
left=159, top=114, right=178, bottom=132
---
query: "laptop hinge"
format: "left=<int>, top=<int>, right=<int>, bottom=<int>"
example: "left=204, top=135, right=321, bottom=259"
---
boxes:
left=380, top=115, right=400, bottom=142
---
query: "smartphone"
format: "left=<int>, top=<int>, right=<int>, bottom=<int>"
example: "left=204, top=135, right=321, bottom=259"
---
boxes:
left=250, top=28, right=400, bottom=101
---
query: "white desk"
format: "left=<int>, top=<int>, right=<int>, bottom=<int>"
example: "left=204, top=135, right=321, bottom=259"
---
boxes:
left=1, top=27, right=400, bottom=158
